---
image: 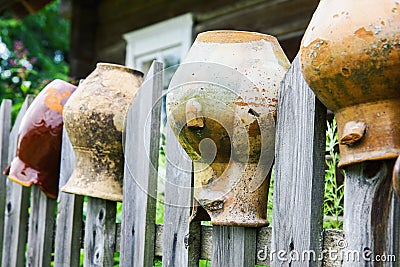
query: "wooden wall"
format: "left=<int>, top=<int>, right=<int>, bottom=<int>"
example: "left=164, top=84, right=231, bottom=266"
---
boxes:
left=69, top=0, right=319, bottom=78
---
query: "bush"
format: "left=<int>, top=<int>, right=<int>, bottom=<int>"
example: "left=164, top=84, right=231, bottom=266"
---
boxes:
left=0, top=0, right=70, bottom=121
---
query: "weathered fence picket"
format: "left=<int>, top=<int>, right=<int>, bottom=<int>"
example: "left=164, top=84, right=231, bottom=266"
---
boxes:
left=271, top=55, right=327, bottom=267
left=344, top=161, right=400, bottom=267
left=26, top=185, right=57, bottom=267
left=212, top=226, right=257, bottom=266
left=54, top=128, right=83, bottom=267
left=120, top=60, right=163, bottom=266
left=162, top=125, right=201, bottom=267
left=0, top=99, right=11, bottom=262
left=2, top=95, right=34, bottom=267
left=84, top=197, right=117, bottom=266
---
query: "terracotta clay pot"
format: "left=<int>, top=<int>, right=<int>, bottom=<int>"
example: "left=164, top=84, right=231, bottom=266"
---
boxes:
left=61, top=63, right=143, bottom=201
left=300, top=0, right=400, bottom=167
left=5, top=79, right=77, bottom=199
left=166, top=31, right=289, bottom=226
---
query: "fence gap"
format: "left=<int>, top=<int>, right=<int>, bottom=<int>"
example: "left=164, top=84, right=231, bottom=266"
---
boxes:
left=2, top=95, right=35, bottom=267
left=271, top=55, right=326, bottom=267
left=120, top=60, right=163, bottom=266
left=162, top=125, right=201, bottom=267
left=0, top=99, right=11, bottom=262
left=54, top=128, right=84, bottom=267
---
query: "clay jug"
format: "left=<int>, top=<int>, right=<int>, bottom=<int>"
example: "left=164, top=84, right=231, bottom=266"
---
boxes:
left=300, top=0, right=400, bottom=167
left=61, top=63, right=143, bottom=201
left=5, top=79, right=77, bottom=199
left=166, top=31, right=289, bottom=226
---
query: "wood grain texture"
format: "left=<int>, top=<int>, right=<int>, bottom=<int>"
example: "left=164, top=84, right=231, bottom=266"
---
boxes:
left=343, top=160, right=399, bottom=267
left=0, top=99, right=11, bottom=262
left=84, top=197, right=117, bottom=267
left=26, top=186, right=57, bottom=267
left=2, top=95, right=34, bottom=267
left=271, top=56, right=326, bottom=267
left=119, top=61, right=163, bottom=266
left=200, top=226, right=213, bottom=261
left=211, top=226, right=257, bottom=266
left=54, top=128, right=84, bottom=267
left=162, top=125, right=201, bottom=267
left=322, top=230, right=345, bottom=267
left=255, top=227, right=272, bottom=265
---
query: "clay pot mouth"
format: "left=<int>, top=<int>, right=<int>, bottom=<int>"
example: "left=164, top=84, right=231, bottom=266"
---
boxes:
left=96, top=62, right=144, bottom=77
left=336, top=99, right=400, bottom=167
left=7, top=156, right=58, bottom=199
left=196, top=30, right=278, bottom=44
left=61, top=184, right=123, bottom=202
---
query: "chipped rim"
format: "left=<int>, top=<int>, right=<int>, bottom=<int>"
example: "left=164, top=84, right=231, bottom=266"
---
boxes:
left=196, top=30, right=278, bottom=44
left=97, top=62, right=144, bottom=77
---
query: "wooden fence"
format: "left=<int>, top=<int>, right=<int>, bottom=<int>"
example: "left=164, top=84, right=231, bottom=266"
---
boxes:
left=0, top=57, right=398, bottom=267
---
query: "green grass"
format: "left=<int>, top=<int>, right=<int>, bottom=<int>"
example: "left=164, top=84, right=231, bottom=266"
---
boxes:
left=323, top=118, right=344, bottom=229
left=267, top=168, right=274, bottom=224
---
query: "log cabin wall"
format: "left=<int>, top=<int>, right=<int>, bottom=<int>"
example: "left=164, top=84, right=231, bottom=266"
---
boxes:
left=69, top=0, right=319, bottom=79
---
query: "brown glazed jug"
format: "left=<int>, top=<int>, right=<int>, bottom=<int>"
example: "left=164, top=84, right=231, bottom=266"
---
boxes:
left=61, top=63, right=143, bottom=201
left=5, top=79, right=77, bottom=199
left=300, top=0, right=400, bottom=167
left=166, top=31, right=289, bottom=226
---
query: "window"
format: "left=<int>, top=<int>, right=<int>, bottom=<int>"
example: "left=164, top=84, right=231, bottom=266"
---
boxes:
left=123, top=13, right=193, bottom=75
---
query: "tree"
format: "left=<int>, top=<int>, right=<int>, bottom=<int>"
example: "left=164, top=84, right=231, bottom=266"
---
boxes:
left=0, top=0, right=70, bottom=119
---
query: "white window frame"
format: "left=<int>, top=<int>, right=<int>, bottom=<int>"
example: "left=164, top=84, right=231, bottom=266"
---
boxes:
left=123, top=13, right=193, bottom=71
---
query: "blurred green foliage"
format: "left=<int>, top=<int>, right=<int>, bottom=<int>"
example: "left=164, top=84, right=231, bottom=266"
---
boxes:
left=0, top=0, right=70, bottom=120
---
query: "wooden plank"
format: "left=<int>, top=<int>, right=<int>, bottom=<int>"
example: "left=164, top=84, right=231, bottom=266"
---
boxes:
left=322, top=229, right=345, bottom=267
left=343, top=161, right=399, bottom=266
left=271, top=55, right=326, bottom=267
left=26, top=185, right=57, bottom=267
left=388, top=190, right=400, bottom=265
left=211, top=226, right=257, bottom=266
left=119, top=60, right=163, bottom=266
left=0, top=99, right=11, bottom=262
left=200, top=225, right=213, bottom=260
left=54, top=128, right=84, bottom=267
left=162, top=125, right=201, bottom=267
left=255, top=227, right=272, bottom=265
left=2, top=95, right=35, bottom=267
left=84, top=198, right=116, bottom=267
